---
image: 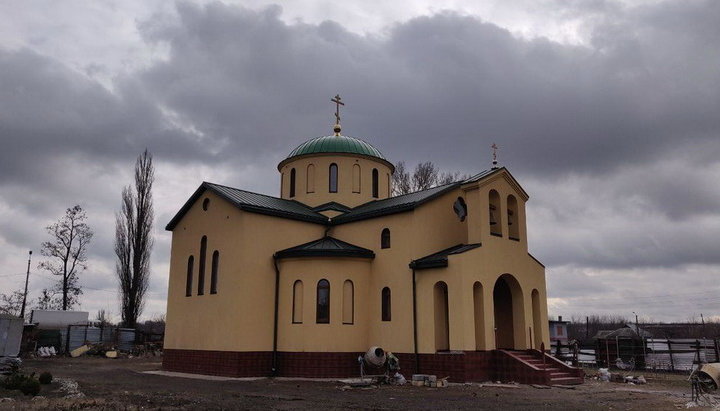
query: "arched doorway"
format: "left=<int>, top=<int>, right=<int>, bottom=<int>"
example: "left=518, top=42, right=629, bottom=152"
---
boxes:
left=473, top=282, right=485, bottom=350
left=493, top=274, right=524, bottom=349
left=531, top=289, right=542, bottom=349
left=434, top=281, right=449, bottom=351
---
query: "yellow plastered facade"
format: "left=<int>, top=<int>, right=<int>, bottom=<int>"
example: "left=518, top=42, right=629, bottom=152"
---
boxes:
left=165, top=141, right=549, bottom=356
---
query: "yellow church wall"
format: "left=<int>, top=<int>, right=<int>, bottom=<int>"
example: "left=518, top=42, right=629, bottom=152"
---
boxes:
left=278, top=154, right=393, bottom=208
left=165, top=163, right=548, bottom=357
left=165, top=190, right=325, bottom=352
left=276, top=258, right=371, bottom=352
left=413, top=248, right=547, bottom=354
left=319, top=188, right=470, bottom=354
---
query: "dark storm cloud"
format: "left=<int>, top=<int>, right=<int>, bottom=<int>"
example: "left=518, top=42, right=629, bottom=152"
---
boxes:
left=0, top=48, right=212, bottom=193
left=134, top=0, right=720, bottom=181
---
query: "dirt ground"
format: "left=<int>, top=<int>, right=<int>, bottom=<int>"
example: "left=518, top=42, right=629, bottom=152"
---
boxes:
left=0, top=356, right=713, bottom=410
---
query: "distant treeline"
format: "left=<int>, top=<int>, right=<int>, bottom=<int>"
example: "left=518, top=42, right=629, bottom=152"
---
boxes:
left=564, top=315, right=720, bottom=341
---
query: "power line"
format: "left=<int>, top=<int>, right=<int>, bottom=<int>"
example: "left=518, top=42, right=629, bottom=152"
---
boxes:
left=32, top=272, right=164, bottom=295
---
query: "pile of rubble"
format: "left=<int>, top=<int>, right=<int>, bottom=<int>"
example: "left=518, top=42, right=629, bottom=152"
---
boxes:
left=594, top=368, right=647, bottom=385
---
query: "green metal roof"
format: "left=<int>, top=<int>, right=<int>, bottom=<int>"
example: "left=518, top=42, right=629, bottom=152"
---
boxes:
left=275, top=236, right=375, bottom=259
left=165, top=182, right=328, bottom=230
left=285, top=135, right=387, bottom=161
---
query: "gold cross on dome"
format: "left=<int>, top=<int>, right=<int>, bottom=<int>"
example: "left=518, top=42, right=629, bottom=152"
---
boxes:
left=331, top=94, right=345, bottom=124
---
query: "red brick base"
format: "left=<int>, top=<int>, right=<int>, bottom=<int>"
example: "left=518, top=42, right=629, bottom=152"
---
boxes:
left=163, top=349, right=495, bottom=382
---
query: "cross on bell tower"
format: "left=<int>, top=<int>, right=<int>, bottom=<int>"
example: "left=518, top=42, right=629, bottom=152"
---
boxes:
left=331, top=94, right=344, bottom=136
left=491, top=143, right=499, bottom=169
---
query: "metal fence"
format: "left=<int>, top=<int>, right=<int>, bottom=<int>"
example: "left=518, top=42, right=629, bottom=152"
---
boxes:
left=66, top=325, right=139, bottom=353
left=553, top=338, right=720, bottom=372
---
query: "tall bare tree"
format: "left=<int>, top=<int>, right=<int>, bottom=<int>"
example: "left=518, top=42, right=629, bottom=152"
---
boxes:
left=392, top=161, right=468, bottom=195
left=115, top=150, right=154, bottom=328
left=38, top=205, right=93, bottom=310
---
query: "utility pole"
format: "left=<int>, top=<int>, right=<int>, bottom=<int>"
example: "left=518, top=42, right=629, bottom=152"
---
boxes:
left=586, top=316, right=589, bottom=340
left=20, top=250, right=32, bottom=320
left=701, top=313, right=706, bottom=338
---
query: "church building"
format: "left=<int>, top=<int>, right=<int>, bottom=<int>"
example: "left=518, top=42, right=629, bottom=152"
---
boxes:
left=162, top=98, right=583, bottom=384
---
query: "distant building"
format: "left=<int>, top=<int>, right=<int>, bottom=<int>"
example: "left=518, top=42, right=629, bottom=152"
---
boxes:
left=594, top=324, right=651, bottom=368
left=549, top=316, right=569, bottom=345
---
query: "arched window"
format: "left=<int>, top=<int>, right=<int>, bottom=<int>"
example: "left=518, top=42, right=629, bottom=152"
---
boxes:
left=210, top=250, right=219, bottom=294
left=434, top=281, right=450, bottom=351
left=489, top=190, right=502, bottom=236
left=306, top=164, right=315, bottom=193
left=352, top=164, right=361, bottom=193
left=343, top=280, right=354, bottom=324
left=198, top=236, right=207, bottom=295
left=316, top=279, right=330, bottom=323
left=289, top=168, right=296, bottom=197
left=292, top=280, right=303, bottom=323
left=507, top=195, right=519, bottom=240
left=453, top=197, right=467, bottom=222
left=329, top=164, right=338, bottom=193
left=372, top=168, right=379, bottom=198
left=381, top=228, right=391, bottom=249
left=185, top=256, right=194, bottom=297
left=381, top=287, right=391, bottom=321
left=202, top=198, right=210, bottom=211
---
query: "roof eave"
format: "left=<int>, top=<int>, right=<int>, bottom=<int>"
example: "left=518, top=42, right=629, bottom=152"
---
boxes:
left=277, top=152, right=396, bottom=173
left=332, top=183, right=461, bottom=225
left=275, top=250, right=375, bottom=259
left=165, top=182, right=328, bottom=231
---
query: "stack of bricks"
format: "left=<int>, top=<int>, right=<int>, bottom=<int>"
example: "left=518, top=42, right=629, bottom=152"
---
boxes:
left=411, top=374, right=448, bottom=388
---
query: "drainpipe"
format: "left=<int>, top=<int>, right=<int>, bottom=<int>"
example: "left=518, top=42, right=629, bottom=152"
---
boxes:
left=272, top=254, right=281, bottom=377
left=411, top=264, right=420, bottom=374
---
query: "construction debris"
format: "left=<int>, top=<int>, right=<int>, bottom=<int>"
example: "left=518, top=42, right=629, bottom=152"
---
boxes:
left=70, top=345, right=90, bottom=358
left=105, top=351, right=118, bottom=359
left=410, top=374, right=448, bottom=388
left=37, top=346, right=57, bottom=357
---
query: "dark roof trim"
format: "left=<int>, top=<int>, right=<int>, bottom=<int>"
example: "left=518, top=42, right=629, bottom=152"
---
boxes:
left=165, top=182, right=327, bottom=231
left=332, top=182, right=460, bottom=224
left=278, top=151, right=396, bottom=174
left=528, top=253, right=545, bottom=268
left=275, top=236, right=375, bottom=259
left=462, top=167, right=529, bottom=200
left=410, top=243, right=482, bottom=270
left=312, top=201, right=352, bottom=213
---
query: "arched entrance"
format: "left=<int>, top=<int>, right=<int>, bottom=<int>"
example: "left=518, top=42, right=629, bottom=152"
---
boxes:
left=493, top=274, right=524, bottom=349
left=434, top=281, right=449, bottom=351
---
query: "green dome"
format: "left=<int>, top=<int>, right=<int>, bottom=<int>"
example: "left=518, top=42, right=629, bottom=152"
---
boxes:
left=286, top=135, right=387, bottom=161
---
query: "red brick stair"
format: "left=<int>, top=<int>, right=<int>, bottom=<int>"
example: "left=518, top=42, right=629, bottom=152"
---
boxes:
left=495, top=349, right=584, bottom=385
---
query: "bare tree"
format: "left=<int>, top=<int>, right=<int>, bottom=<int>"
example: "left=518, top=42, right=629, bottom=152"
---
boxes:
left=391, top=161, right=411, bottom=196
left=411, top=161, right=439, bottom=192
left=96, top=308, right=112, bottom=327
left=38, top=205, right=93, bottom=311
left=115, top=150, right=154, bottom=328
left=392, top=161, right=469, bottom=195
left=0, top=289, right=24, bottom=316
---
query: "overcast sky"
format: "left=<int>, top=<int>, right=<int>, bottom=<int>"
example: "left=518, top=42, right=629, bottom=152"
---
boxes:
left=1, top=0, right=719, bottom=324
